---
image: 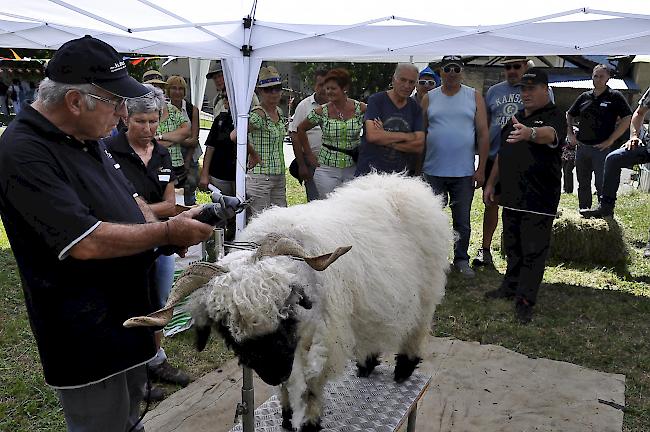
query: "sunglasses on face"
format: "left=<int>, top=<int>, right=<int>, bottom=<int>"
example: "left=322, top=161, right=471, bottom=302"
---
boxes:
left=418, top=80, right=436, bottom=86
left=442, top=65, right=462, bottom=74
left=261, top=86, right=282, bottom=93
left=505, top=63, right=523, bottom=71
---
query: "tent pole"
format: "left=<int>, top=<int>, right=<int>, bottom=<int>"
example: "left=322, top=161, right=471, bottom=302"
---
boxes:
left=241, top=366, right=255, bottom=432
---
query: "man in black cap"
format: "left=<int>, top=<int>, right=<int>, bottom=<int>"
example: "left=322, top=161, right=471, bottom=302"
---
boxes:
left=483, top=68, right=567, bottom=324
left=206, top=63, right=227, bottom=115
left=0, top=35, right=214, bottom=431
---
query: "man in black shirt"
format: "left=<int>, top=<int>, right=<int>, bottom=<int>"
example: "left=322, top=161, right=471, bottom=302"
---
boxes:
left=483, top=68, right=567, bottom=324
left=0, top=36, right=213, bottom=431
left=566, top=65, right=632, bottom=210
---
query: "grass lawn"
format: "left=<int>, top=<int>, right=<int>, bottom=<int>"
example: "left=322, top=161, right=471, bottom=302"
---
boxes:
left=1, top=175, right=649, bottom=431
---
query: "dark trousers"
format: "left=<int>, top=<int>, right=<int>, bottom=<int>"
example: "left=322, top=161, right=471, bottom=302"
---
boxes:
left=424, top=174, right=474, bottom=262
left=501, top=208, right=554, bottom=305
left=575, top=143, right=613, bottom=209
left=562, top=159, right=575, bottom=193
left=601, top=145, right=650, bottom=203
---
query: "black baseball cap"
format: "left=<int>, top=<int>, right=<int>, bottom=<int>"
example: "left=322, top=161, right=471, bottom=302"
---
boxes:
left=441, top=55, right=464, bottom=67
left=45, top=35, right=149, bottom=98
left=517, top=67, right=549, bottom=86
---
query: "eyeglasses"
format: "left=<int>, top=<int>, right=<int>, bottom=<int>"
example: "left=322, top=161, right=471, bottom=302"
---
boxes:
left=261, top=86, right=282, bottom=93
left=504, top=63, right=523, bottom=71
left=442, top=65, right=462, bottom=74
left=85, top=93, right=127, bottom=112
left=418, top=80, right=436, bottom=86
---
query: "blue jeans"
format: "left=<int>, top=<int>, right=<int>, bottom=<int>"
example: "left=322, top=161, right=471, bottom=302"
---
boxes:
left=424, top=174, right=474, bottom=262
left=154, top=253, right=175, bottom=309
left=601, top=145, right=650, bottom=203
left=575, top=143, right=613, bottom=209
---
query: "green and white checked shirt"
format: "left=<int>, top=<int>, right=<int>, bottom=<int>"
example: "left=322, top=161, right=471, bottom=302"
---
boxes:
left=248, top=106, right=287, bottom=175
left=307, top=101, right=363, bottom=168
left=157, top=103, right=187, bottom=168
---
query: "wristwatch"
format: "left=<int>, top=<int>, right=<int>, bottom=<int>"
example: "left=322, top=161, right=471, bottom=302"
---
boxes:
left=530, top=127, right=537, bottom=142
left=156, top=133, right=163, bottom=141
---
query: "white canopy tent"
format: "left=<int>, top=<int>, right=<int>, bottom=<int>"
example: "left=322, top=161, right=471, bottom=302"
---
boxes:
left=1, top=0, right=649, bottom=230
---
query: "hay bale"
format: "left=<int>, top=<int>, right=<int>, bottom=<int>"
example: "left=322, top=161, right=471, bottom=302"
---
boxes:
left=550, top=210, right=629, bottom=266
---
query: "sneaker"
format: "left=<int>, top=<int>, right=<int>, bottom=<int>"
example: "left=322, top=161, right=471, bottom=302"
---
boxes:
left=472, top=248, right=494, bottom=267
left=484, top=288, right=515, bottom=300
left=514, top=297, right=534, bottom=324
left=144, top=384, right=166, bottom=402
left=579, top=203, right=614, bottom=218
left=454, top=261, right=475, bottom=278
left=148, top=359, right=191, bottom=387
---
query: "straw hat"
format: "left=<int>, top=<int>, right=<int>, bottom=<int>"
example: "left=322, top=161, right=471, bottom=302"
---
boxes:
left=142, top=69, right=167, bottom=85
left=257, top=66, right=282, bottom=88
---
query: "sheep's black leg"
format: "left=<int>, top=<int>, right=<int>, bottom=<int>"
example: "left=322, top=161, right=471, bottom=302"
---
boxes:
left=356, top=353, right=380, bottom=378
left=299, top=417, right=322, bottom=432
left=281, top=407, right=295, bottom=431
left=195, top=325, right=212, bottom=351
left=394, top=354, right=421, bottom=383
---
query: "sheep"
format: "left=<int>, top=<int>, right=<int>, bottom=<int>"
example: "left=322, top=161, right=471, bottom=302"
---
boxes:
left=125, top=172, right=452, bottom=432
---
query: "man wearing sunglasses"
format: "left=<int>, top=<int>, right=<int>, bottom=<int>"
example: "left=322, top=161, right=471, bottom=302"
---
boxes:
left=413, top=65, right=440, bottom=105
left=421, top=55, right=489, bottom=278
left=0, top=36, right=214, bottom=431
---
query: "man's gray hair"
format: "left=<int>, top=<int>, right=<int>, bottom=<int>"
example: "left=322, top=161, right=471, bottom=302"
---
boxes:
left=393, top=63, right=419, bottom=78
left=36, top=78, right=97, bottom=110
left=126, top=84, right=165, bottom=117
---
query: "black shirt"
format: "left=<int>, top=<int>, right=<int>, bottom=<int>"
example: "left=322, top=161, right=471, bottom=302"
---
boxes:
left=0, top=105, right=156, bottom=387
left=205, top=110, right=236, bottom=181
left=567, top=86, right=632, bottom=145
left=498, top=103, right=567, bottom=216
left=104, top=129, right=175, bottom=207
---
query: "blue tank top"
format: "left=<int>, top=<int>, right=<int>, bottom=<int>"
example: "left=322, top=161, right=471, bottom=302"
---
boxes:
left=423, top=85, right=477, bottom=177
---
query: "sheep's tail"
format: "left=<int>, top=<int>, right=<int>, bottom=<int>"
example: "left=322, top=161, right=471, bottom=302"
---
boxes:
left=123, top=262, right=228, bottom=328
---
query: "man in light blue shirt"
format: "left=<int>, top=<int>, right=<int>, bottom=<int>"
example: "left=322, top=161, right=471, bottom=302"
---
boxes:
left=421, top=56, right=489, bottom=277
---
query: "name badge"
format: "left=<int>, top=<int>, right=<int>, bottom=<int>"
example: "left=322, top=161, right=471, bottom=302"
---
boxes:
left=113, top=163, right=120, bottom=169
left=600, top=102, right=608, bottom=107
left=158, top=174, right=170, bottom=182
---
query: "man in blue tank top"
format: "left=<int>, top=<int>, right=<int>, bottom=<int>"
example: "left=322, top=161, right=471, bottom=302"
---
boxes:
left=421, top=56, right=489, bottom=278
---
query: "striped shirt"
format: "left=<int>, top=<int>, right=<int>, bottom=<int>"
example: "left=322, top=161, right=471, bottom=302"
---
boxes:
left=248, top=106, right=286, bottom=175
left=158, top=103, right=187, bottom=167
left=307, top=101, right=363, bottom=168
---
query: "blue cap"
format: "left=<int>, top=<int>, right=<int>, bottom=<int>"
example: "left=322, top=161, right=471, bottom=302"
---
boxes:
left=419, top=66, right=435, bottom=78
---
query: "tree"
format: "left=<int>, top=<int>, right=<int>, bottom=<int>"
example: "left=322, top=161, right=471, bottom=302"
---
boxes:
left=293, top=62, right=396, bottom=101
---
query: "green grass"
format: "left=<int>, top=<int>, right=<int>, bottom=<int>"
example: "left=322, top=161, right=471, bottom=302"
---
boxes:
left=1, top=177, right=649, bottom=431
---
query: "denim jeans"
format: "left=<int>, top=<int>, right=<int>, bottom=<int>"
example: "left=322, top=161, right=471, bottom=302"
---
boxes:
left=575, top=143, right=613, bottom=209
left=154, top=253, right=175, bottom=309
left=183, top=161, right=199, bottom=206
left=601, top=145, right=650, bottom=202
left=424, top=174, right=474, bottom=262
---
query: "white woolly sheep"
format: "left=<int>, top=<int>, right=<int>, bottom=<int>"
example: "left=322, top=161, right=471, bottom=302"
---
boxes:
left=125, top=172, right=452, bottom=432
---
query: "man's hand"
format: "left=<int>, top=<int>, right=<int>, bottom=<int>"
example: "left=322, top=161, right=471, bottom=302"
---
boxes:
left=371, top=118, right=384, bottom=130
left=625, top=136, right=642, bottom=150
left=247, top=151, right=262, bottom=170
left=166, top=209, right=214, bottom=247
left=506, top=116, right=532, bottom=143
left=483, top=183, right=496, bottom=206
left=594, top=139, right=614, bottom=151
left=199, top=173, right=210, bottom=191
left=473, top=169, right=485, bottom=189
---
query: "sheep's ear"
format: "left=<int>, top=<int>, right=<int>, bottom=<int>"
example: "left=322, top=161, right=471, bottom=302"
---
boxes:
left=123, top=262, right=228, bottom=328
left=304, top=245, right=352, bottom=271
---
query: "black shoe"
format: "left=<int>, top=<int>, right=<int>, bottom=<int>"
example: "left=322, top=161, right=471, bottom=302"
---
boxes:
left=148, top=360, right=191, bottom=387
left=514, top=298, right=534, bottom=324
left=485, top=288, right=515, bottom=300
left=580, top=203, right=614, bottom=218
left=472, top=248, right=494, bottom=268
left=145, top=384, right=166, bottom=402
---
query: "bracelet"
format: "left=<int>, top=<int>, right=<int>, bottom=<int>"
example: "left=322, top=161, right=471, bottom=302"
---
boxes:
left=164, top=221, right=170, bottom=244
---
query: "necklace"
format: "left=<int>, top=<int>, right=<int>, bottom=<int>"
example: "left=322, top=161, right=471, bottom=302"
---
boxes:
left=330, top=100, right=348, bottom=120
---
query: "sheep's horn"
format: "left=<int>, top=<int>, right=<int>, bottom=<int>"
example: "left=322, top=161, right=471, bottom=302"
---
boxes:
left=123, top=261, right=228, bottom=328
left=255, top=233, right=352, bottom=271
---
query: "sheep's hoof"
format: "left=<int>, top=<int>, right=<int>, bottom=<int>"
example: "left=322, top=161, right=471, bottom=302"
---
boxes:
left=299, top=418, right=322, bottom=432
left=356, top=353, right=380, bottom=378
left=281, top=407, right=294, bottom=431
left=394, top=354, right=421, bottom=383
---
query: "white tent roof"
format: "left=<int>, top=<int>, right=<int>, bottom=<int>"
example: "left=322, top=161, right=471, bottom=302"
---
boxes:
left=1, top=1, right=650, bottom=59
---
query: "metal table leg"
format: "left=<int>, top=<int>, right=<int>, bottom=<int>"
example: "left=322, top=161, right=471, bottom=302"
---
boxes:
left=406, top=404, right=417, bottom=432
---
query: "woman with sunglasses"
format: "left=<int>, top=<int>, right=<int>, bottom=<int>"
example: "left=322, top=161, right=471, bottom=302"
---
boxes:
left=295, top=68, right=366, bottom=198
left=245, top=65, right=288, bottom=217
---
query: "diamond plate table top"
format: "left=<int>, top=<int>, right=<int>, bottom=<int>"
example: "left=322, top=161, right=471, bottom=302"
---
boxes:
left=231, top=364, right=431, bottom=432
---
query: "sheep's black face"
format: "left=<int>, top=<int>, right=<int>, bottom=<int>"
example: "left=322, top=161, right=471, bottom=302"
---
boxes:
left=217, top=317, right=299, bottom=386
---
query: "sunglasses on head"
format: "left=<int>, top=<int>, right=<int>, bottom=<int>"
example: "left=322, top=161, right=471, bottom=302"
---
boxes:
left=505, top=63, right=523, bottom=71
left=442, top=65, right=461, bottom=74
left=418, top=79, right=436, bottom=86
